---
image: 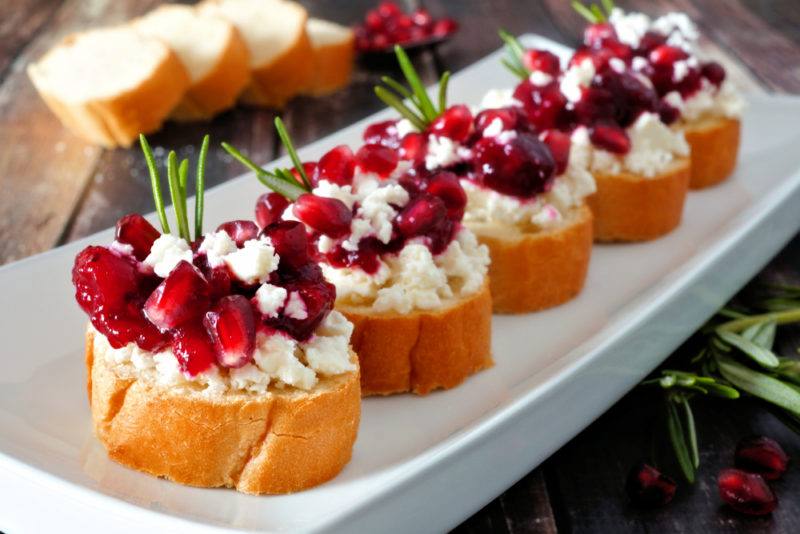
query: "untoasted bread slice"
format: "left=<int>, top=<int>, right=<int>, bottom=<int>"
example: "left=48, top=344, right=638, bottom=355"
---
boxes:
left=469, top=206, right=593, bottom=314
left=86, top=327, right=360, bottom=494
left=133, top=4, right=250, bottom=121
left=28, top=26, right=189, bottom=147
left=586, top=158, right=690, bottom=242
left=683, top=116, right=740, bottom=189
left=199, top=0, right=313, bottom=108
left=305, top=18, right=355, bottom=96
left=340, top=282, right=493, bottom=396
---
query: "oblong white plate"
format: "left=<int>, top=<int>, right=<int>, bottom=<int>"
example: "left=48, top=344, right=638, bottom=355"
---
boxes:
left=1, top=36, right=800, bottom=533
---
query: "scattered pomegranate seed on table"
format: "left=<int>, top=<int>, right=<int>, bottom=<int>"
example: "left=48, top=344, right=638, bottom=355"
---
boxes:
left=625, top=462, right=677, bottom=508
left=718, top=468, right=778, bottom=516
left=734, top=435, right=789, bottom=481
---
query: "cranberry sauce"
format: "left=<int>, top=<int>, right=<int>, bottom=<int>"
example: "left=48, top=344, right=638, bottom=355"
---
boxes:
left=72, top=214, right=336, bottom=376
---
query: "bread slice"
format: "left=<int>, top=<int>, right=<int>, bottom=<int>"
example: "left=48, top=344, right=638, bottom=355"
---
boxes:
left=85, top=327, right=360, bottom=494
left=683, top=116, right=741, bottom=189
left=199, top=0, right=313, bottom=108
left=305, top=18, right=355, bottom=96
left=133, top=4, right=250, bottom=121
left=586, top=158, right=690, bottom=242
left=468, top=206, right=593, bottom=314
left=28, top=26, right=189, bottom=148
left=340, top=282, right=493, bottom=396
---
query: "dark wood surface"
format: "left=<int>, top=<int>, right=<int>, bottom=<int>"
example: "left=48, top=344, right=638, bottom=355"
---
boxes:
left=2, top=0, right=799, bottom=531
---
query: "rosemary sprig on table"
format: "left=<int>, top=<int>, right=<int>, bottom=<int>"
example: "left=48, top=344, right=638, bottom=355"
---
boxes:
left=221, top=117, right=311, bottom=201
left=572, top=0, right=615, bottom=23
left=140, top=134, right=210, bottom=241
left=374, top=45, right=451, bottom=131
left=641, top=284, right=800, bottom=483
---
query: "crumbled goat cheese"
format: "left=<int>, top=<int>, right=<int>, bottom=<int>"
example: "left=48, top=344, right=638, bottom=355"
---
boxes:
left=144, top=234, right=193, bottom=277
left=254, top=283, right=287, bottom=317
left=223, top=237, right=279, bottom=284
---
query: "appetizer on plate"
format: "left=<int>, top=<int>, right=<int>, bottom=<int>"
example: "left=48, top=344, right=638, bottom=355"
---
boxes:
left=501, top=29, right=690, bottom=242
left=367, top=47, right=593, bottom=312
left=73, top=136, right=360, bottom=494
left=225, top=118, right=492, bottom=396
left=576, top=2, right=744, bottom=188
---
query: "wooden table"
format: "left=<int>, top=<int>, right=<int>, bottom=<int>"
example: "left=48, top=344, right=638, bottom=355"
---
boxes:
left=2, top=0, right=799, bottom=531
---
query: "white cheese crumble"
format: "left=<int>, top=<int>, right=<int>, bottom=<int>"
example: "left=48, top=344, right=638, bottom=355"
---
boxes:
left=198, top=230, right=237, bottom=268
left=284, top=291, right=308, bottom=320
left=395, top=118, right=416, bottom=138
left=479, top=88, right=522, bottom=110
left=560, top=58, right=595, bottom=103
left=109, top=240, right=134, bottom=257
left=144, top=234, right=193, bottom=277
left=669, top=80, right=745, bottom=121
left=254, top=283, right=287, bottom=317
left=223, top=237, right=279, bottom=284
left=424, top=135, right=469, bottom=171
left=529, top=70, right=554, bottom=86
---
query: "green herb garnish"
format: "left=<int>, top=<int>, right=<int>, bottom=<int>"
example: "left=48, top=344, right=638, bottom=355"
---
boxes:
left=498, top=29, right=530, bottom=80
left=572, top=0, right=615, bottom=23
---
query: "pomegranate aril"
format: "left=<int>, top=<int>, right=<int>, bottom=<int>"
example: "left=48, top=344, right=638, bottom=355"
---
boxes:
left=356, top=143, right=399, bottom=177
left=411, top=8, right=432, bottom=27
left=625, top=462, right=677, bottom=508
left=72, top=246, right=140, bottom=315
left=377, top=1, right=401, bottom=19
left=637, top=31, right=667, bottom=54
left=255, top=192, right=290, bottom=229
left=702, top=61, right=726, bottom=86
left=735, top=435, right=789, bottom=481
left=475, top=108, right=523, bottom=135
left=262, top=220, right=310, bottom=270
left=293, top=194, right=352, bottom=238
left=315, top=145, right=356, bottom=186
left=512, top=80, right=567, bottom=132
left=429, top=104, right=474, bottom=143
left=399, top=132, right=428, bottom=164
left=427, top=171, right=466, bottom=220
left=93, top=310, right=169, bottom=351
left=473, top=133, right=556, bottom=198
left=143, top=261, right=211, bottom=331
left=172, top=321, right=216, bottom=376
left=363, top=119, right=400, bottom=148
left=204, top=295, right=256, bottom=368
left=396, top=194, right=447, bottom=238
left=266, top=279, right=335, bottom=341
left=718, top=468, right=777, bottom=516
left=432, top=18, right=458, bottom=37
left=522, top=49, right=561, bottom=76
left=649, top=45, right=688, bottom=67
left=583, top=22, right=616, bottom=47
left=217, top=220, right=259, bottom=247
left=115, top=214, right=160, bottom=261
left=291, top=162, right=318, bottom=186
left=658, top=101, right=680, bottom=125
left=590, top=124, right=631, bottom=154
left=540, top=130, right=571, bottom=175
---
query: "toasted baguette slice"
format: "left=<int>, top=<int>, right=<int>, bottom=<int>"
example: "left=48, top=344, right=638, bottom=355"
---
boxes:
left=340, top=282, right=492, bottom=396
left=86, top=328, right=360, bottom=494
left=28, top=26, right=189, bottom=147
left=469, top=206, right=593, bottom=314
left=305, top=18, right=355, bottom=96
left=133, top=4, right=250, bottom=121
left=683, top=116, right=741, bottom=189
left=199, top=0, right=313, bottom=108
left=586, top=158, right=690, bottom=242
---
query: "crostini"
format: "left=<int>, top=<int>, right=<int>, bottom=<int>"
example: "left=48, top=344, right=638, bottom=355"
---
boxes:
left=73, top=136, right=360, bottom=494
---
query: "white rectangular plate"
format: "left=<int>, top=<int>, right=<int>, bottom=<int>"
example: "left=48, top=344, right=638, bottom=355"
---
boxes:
left=2, top=35, right=800, bottom=533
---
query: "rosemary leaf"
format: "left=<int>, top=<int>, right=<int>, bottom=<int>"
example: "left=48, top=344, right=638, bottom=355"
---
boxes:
left=572, top=1, right=599, bottom=23
left=717, top=330, right=779, bottom=369
left=139, top=135, right=170, bottom=233
left=501, top=58, right=529, bottom=80
left=221, top=142, right=306, bottom=201
left=394, top=45, right=438, bottom=122
left=438, top=71, right=451, bottom=113
left=666, top=398, right=695, bottom=482
left=717, top=355, right=800, bottom=415
left=380, top=75, right=417, bottom=104
left=702, top=381, right=740, bottom=399
left=374, top=87, right=427, bottom=130
left=717, top=307, right=800, bottom=333
left=776, top=358, right=800, bottom=386
left=194, top=135, right=209, bottom=240
left=178, top=158, right=189, bottom=214
left=590, top=4, right=606, bottom=22
left=498, top=29, right=526, bottom=65
left=166, top=151, right=190, bottom=241
left=601, top=0, right=615, bottom=16
left=274, top=117, right=312, bottom=191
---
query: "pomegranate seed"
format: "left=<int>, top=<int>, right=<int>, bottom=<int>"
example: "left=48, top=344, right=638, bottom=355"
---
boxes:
left=658, top=101, right=680, bottom=124
left=356, top=143, right=399, bottom=177
left=625, top=462, right=677, bottom=508
left=370, top=33, right=389, bottom=50
left=473, top=133, right=556, bottom=198
left=521, top=49, right=561, bottom=76
left=399, top=132, right=428, bottom=164
left=569, top=45, right=615, bottom=70
left=73, top=246, right=140, bottom=315
left=204, top=295, right=256, bottom=368
left=363, top=119, right=401, bottom=148
left=718, top=468, right=777, bottom=516
left=115, top=214, right=160, bottom=261
left=426, top=171, right=466, bottom=220
left=637, top=31, right=667, bottom=54
left=432, top=18, right=458, bottom=37
left=171, top=321, right=216, bottom=376
left=265, top=279, right=335, bottom=341
left=365, top=11, right=384, bottom=32
left=216, top=220, right=259, bottom=247
left=475, top=108, right=523, bottom=135
left=649, top=45, right=688, bottom=67
left=702, top=61, right=726, bottom=86
left=398, top=174, right=424, bottom=197
left=293, top=194, right=352, bottom=238
left=429, top=104, right=474, bottom=143
left=512, top=80, right=567, bottom=132
left=396, top=194, right=447, bottom=237
left=93, top=309, right=168, bottom=351
left=540, top=130, right=571, bottom=175
left=315, top=145, right=356, bottom=186
left=593, top=68, right=658, bottom=127
left=207, top=265, right=233, bottom=300
left=411, top=8, right=432, bottom=27
left=590, top=124, right=631, bottom=154
left=143, top=261, right=211, bottom=331
left=255, top=192, right=289, bottom=229
left=735, top=436, right=789, bottom=481
left=290, top=162, right=318, bottom=186
left=377, top=1, right=401, bottom=19
left=262, top=220, right=309, bottom=270
left=599, top=38, right=632, bottom=61
left=584, top=22, right=616, bottom=47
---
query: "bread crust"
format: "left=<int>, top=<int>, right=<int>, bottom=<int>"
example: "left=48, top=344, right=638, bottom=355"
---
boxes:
left=683, top=116, right=741, bottom=189
left=586, top=158, right=690, bottom=242
left=468, top=205, right=593, bottom=314
left=170, top=24, right=251, bottom=121
left=339, top=281, right=493, bottom=396
left=86, top=327, right=360, bottom=494
left=306, top=29, right=355, bottom=96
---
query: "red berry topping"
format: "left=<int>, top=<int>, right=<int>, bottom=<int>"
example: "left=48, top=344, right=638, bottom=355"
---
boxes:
left=473, top=132, right=556, bottom=198
left=73, top=246, right=140, bottom=316
left=143, top=261, right=211, bottom=331
left=399, top=132, right=428, bottom=165
left=540, top=130, right=571, bottom=175
left=649, top=45, right=689, bottom=67
left=429, top=104, right=474, bottom=142
left=262, top=220, right=309, bottom=270
left=255, top=192, right=290, bottom=229
left=355, top=143, right=399, bottom=177
left=293, top=194, right=352, bottom=238
left=657, top=101, right=680, bottom=125
left=590, top=124, right=631, bottom=154
left=474, top=107, right=524, bottom=135
left=426, top=171, right=467, bottom=220
left=512, top=80, right=567, bottom=132
left=93, top=310, right=168, bottom=351
left=718, top=468, right=777, bottom=516
left=432, top=18, right=458, bottom=37
left=625, top=462, right=677, bottom=508
left=583, top=22, right=616, bottom=47
left=702, top=61, right=726, bottom=86
left=363, top=119, right=401, bottom=148
left=115, top=214, right=160, bottom=261
left=290, top=162, right=318, bottom=186
left=266, top=279, right=335, bottom=341
left=521, top=49, right=561, bottom=76
left=637, top=31, right=667, bottom=54
left=171, top=321, right=216, bottom=376
left=216, top=220, right=259, bottom=247
left=735, top=436, right=789, bottom=481
left=396, top=194, right=447, bottom=238
left=315, top=145, right=356, bottom=186
left=203, top=295, right=256, bottom=368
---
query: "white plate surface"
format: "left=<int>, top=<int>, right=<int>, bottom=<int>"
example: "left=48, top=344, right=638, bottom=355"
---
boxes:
left=2, top=36, right=800, bottom=533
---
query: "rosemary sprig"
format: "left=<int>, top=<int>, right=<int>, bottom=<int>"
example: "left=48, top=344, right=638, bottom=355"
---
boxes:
left=274, top=117, right=312, bottom=191
left=571, top=0, right=615, bottom=23
left=498, top=29, right=530, bottom=80
left=139, top=134, right=210, bottom=242
left=374, top=45, right=452, bottom=131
